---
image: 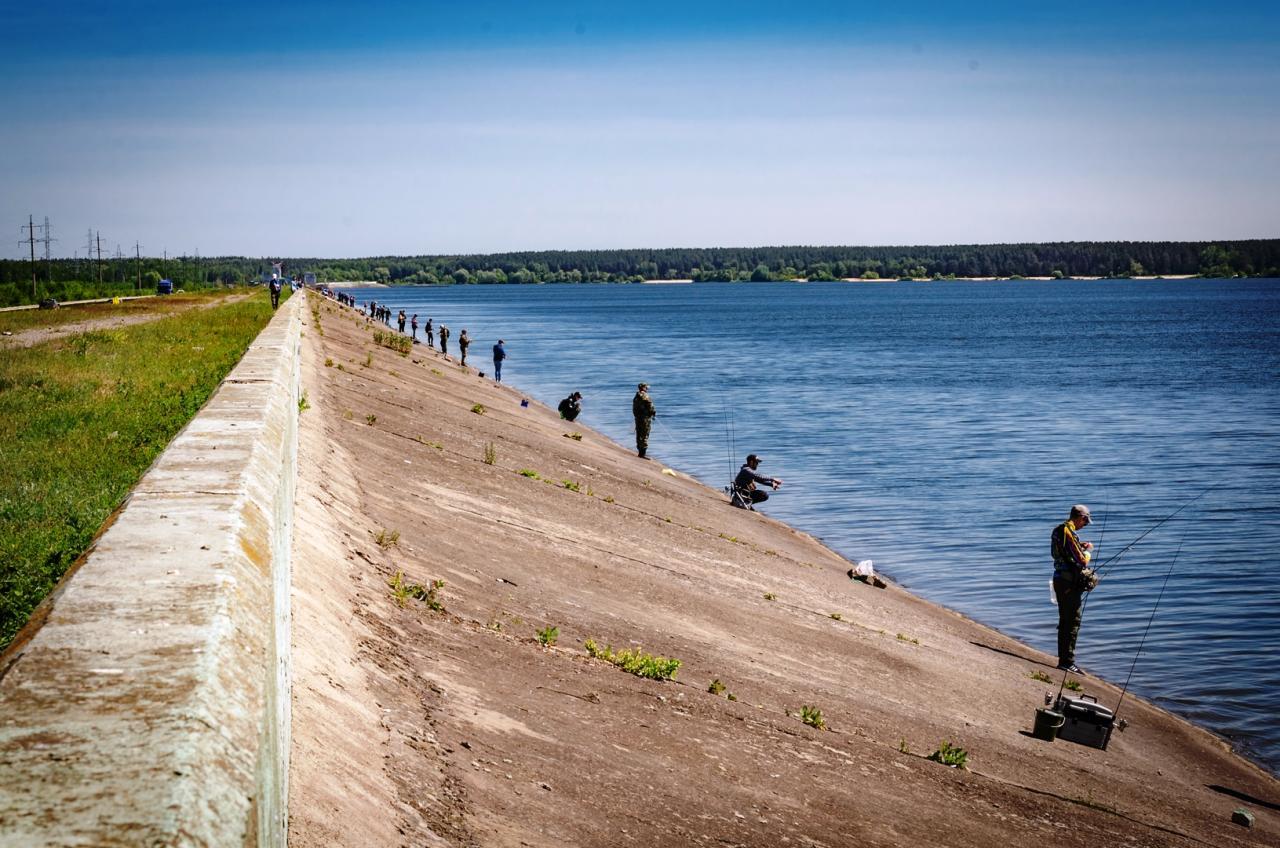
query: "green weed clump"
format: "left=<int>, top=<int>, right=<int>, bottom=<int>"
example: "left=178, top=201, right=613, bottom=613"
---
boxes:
left=471, top=403, right=486, bottom=415
left=584, top=639, right=681, bottom=681
left=563, top=432, right=583, bottom=441
left=896, top=633, right=920, bottom=645
left=324, top=357, right=334, bottom=367
left=371, top=329, right=412, bottom=355
left=483, top=442, right=497, bottom=465
left=365, top=413, right=377, bottom=425
left=561, top=480, right=580, bottom=492
left=374, top=528, right=400, bottom=548
left=1029, top=670, right=1053, bottom=683
left=388, top=571, right=445, bottom=611
left=829, top=613, right=842, bottom=621
left=708, top=678, right=726, bottom=695
left=927, top=741, right=969, bottom=769
left=518, top=469, right=540, bottom=479
left=800, top=705, right=826, bottom=730
left=1064, top=679, right=1083, bottom=692
left=763, top=592, right=777, bottom=601
left=537, top=625, right=559, bottom=647
left=298, top=391, right=311, bottom=413
left=0, top=296, right=276, bottom=650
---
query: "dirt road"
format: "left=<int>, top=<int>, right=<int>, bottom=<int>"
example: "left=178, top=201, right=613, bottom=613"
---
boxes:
left=0, top=292, right=256, bottom=349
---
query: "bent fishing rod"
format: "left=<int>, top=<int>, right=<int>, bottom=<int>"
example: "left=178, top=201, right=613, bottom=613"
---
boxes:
left=1091, top=482, right=1217, bottom=580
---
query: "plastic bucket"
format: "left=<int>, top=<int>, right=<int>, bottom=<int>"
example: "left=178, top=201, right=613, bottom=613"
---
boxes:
left=1033, top=708, right=1065, bottom=742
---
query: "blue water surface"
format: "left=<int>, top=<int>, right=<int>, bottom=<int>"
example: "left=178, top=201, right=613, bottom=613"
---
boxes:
left=341, top=278, right=1280, bottom=774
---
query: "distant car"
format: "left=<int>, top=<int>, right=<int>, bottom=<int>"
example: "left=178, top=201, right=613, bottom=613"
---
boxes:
left=157, top=279, right=174, bottom=295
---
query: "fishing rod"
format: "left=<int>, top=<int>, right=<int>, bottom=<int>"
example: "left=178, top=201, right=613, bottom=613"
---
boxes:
left=1113, top=526, right=1188, bottom=722
left=1092, top=483, right=1217, bottom=580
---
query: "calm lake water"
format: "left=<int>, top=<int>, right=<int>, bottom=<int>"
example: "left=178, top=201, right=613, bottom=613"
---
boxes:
left=340, top=278, right=1280, bottom=774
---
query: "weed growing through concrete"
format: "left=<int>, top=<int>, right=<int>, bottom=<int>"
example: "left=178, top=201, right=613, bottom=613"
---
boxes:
left=336, top=363, right=346, bottom=372
left=1029, top=670, right=1053, bottom=683
left=1064, top=679, right=1083, bottom=692
left=561, top=480, right=580, bottom=492
left=726, top=693, right=738, bottom=702
left=537, top=626, right=559, bottom=647
left=896, top=633, right=920, bottom=645
left=363, top=352, right=373, bottom=367
left=583, top=639, right=681, bottom=681
left=342, top=409, right=353, bottom=420
left=298, top=391, right=311, bottom=413
left=374, top=528, right=400, bottom=548
left=1074, top=789, right=1118, bottom=814
left=388, top=571, right=445, bottom=611
left=799, top=705, right=826, bottom=730
left=325, top=357, right=334, bottom=367
left=430, top=368, right=443, bottom=376
left=899, top=738, right=911, bottom=754
left=471, top=403, right=486, bottom=415
left=365, top=413, right=377, bottom=425
left=519, top=469, right=540, bottom=479
left=427, top=441, right=443, bottom=450
left=829, top=613, right=842, bottom=621
left=763, top=593, right=777, bottom=601
left=563, top=432, right=583, bottom=441
left=483, top=442, right=497, bottom=465
left=603, top=495, right=615, bottom=503
left=927, top=741, right=968, bottom=769
left=371, top=329, right=412, bottom=355
left=708, top=678, right=726, bottom=695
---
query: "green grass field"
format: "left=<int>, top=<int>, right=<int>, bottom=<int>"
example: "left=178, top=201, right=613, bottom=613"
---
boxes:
left=0, top=292, right=283, bottom=650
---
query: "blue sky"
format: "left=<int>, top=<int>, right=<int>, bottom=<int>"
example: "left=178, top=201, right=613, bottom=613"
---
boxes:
left=2, top=1, right=1278, bottom=258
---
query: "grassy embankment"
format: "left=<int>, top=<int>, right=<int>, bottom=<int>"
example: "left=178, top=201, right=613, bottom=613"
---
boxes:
left=0, top=291, right=287, bottom=650
left=0, top=290, right=241, bottom=335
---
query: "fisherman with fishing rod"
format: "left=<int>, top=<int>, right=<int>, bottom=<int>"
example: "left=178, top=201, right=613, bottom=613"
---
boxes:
left=1051, top=504, right=1097, bottom=674
left=633, top=383, right=655, bottom=458
left=730, top=454, right=782, bottom=510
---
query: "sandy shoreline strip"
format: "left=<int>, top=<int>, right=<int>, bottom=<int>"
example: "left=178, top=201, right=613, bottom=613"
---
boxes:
left=289, top=291, right=1277, bottom=847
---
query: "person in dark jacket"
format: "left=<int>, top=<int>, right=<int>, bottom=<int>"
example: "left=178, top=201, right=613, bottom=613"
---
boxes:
left=558, top=392, right=583, bottom=421
left=492, top=340, right=507, bottom=382
left=731, top=454, right=782, bottom=509
left=438, top=324, right=450, bottom=356
left=632, top=383, right=655, bottom=458
left=397, top=310, right=406, bottom=333
left=425, top=318, right=434, bottom=347
left=1051, top=504, right=1095, bottom=673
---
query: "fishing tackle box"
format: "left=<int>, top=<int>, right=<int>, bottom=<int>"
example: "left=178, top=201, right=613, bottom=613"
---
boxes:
left=1053, top=694, right=1115, bottom=750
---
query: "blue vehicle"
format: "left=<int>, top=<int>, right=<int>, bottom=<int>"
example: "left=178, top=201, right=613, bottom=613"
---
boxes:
left=157, top=279, right=174, bottom=295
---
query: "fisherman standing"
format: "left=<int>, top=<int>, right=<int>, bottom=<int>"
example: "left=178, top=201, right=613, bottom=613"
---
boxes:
left=411, top=314, right=418, bottom=340
left=1052, top=504, right=1096, bottom=673
left=439, top=324, right=450, bottom=356
left=492, top=339, right=507, bottom=382
left=558, top=391, right=583, bottom=421
left=458, top=330, right=471, bottom=365
left=398, top=310, right=407, bottom=334
left=731, top=454, right=782, bottom=509
left=632, top=383, right=655, bottom=458
left=425, top=318, right=434, bottom=348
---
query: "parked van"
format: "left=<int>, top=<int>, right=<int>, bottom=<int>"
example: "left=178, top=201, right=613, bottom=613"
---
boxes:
left=157, top=279, right=174, bottom=295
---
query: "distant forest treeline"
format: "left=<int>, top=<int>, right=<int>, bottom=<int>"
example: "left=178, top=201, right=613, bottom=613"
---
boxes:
left=2, top=240, right=1277, bottom=305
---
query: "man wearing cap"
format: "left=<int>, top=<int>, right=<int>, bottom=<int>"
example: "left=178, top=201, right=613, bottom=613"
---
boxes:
left=731, top=454, right=782, bottom=509
left=632, top=383, right=655, bottom=458
left=492, top=339, right=507, bottom=382
left=1051, top=504, right=1096, bottom=673
left=558, top=391, right=583, bottom=422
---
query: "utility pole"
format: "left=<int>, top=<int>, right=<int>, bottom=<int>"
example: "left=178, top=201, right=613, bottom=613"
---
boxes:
left=21, top=215, right=37, bottom=299
left=135, top=242, right=142, bottom=291
left=96, top=231, right=103, bottom=285
left=41, top=217, right=55, bottom=287
left=85, top=230, right=95, bottom=283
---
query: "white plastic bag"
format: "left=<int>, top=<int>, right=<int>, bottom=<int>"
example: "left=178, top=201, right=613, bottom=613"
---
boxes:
left=854, top=559, right=875, bottom=578
left=1049, top=577, right=1057, bottom=606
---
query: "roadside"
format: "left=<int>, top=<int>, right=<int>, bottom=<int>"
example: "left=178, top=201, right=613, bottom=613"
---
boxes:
left=0, top=290, right=258, bottom=349
left=289, top=292, right=1277, bottom=847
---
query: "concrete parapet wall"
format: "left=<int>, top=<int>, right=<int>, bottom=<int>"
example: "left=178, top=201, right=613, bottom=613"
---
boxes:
left=0, top=294, right=301, bottom=846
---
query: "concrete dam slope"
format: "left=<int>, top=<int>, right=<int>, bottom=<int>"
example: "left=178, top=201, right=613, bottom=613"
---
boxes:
left=289, top=294, right=1276, bottom=847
